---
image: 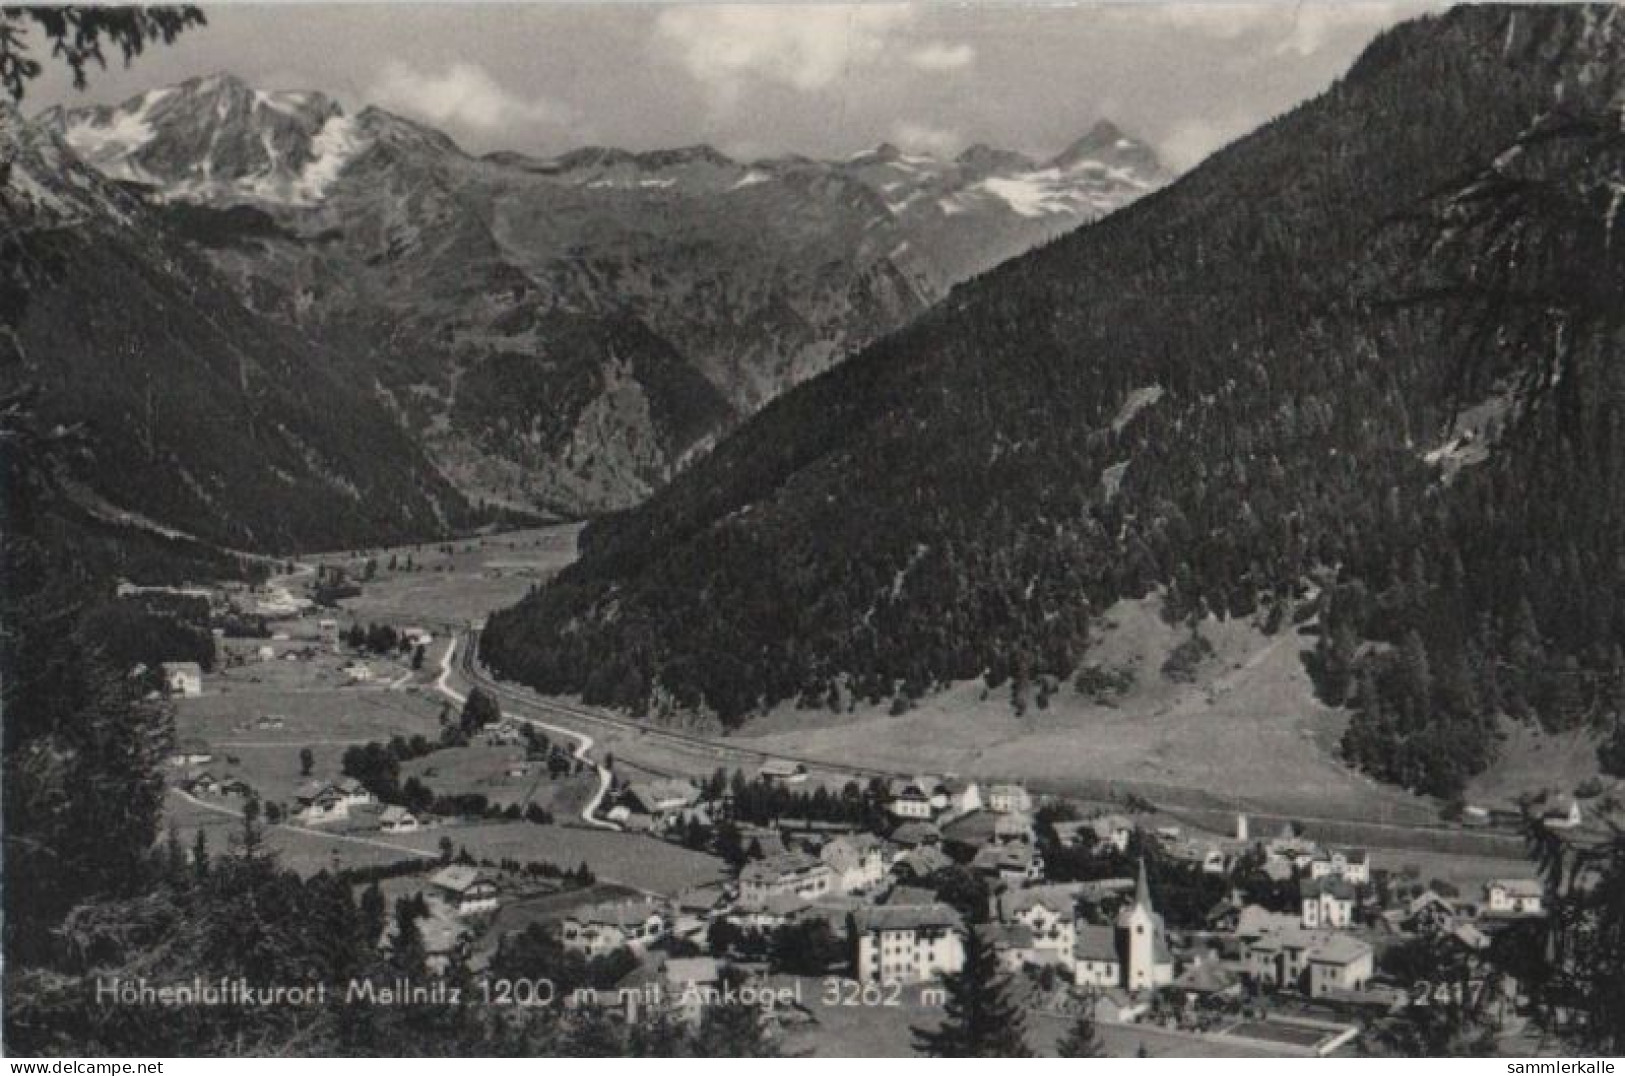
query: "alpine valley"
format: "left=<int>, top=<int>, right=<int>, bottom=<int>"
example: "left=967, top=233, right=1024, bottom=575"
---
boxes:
left=16, top=73, right=1168, bottom=522
left=483, top=4, right=1625, bottom=803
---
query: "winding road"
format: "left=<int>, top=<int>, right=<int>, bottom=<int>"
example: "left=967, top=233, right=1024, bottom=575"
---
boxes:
left=434, top=636, right=619, bottom=830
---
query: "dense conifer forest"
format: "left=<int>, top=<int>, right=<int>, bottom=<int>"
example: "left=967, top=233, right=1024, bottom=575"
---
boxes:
left=485, top=6, right=1625, bottom=798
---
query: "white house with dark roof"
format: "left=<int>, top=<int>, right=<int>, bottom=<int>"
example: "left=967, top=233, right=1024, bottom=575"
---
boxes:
left=161, top=661, right=204, bottom=697
left=1484, top=878, right=1543, bottom=916
left=852, top=903, right=965, bottom=985
left=739, top=850, right=834, bottom=909
left=429, top=865, right=500, bottom=916
left=560, top=898, right=668, bottom=956
left=623, top=778, right=702, bottom=825
left=972, top=841, right=1044, bottom=885
left=378, top=805, right=420, bottom=833
left=1074, top=923, right=1125, bottom=988
left=888, top=776, right=948, bottom=820
left=1301, top=876, right=1357, bottom=929
left=169, top=737, right=213, bottom=767
left=1308, top=847, right=1372, bottom=885
left=1000, top=885, right=1077, bottom=967
left=986, top=783, right=1033, bottom=814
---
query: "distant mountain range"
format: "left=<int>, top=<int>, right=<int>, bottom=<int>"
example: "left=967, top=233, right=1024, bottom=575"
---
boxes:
left=482, top=4, right=1625, bottom=799
left=33, top=74, right=1169, bottom=517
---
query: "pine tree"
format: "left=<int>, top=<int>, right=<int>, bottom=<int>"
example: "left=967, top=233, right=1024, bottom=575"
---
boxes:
left=912, top=926, right=1031, bottom=1057
left=1055, top=1006, right=1105, bottom=1057
left=359, top=881, right=386, bottom=950
left=691, top=1000, right=781, bottom=1057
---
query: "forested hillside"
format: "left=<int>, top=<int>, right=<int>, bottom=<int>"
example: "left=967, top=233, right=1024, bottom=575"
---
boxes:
left=1, top=106, right=472, bottom=554
left=484, top=5, right=1625, bottom=799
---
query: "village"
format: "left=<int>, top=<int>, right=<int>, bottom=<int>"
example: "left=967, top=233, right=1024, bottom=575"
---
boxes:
left=136, top=534, right=1612, bottom=1057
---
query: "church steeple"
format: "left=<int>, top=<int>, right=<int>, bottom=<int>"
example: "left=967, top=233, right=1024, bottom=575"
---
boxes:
left=1134, top=856, right=1152, bottom=911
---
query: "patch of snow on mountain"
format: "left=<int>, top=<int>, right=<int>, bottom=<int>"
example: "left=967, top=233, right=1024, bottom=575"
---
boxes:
left=293, top=113, right=364, bottom=202
left=730, top=170, right=772, bottom=190
left=975, top=171, right=1074, bottom=218
left=62, top=100, right=160, bottom=180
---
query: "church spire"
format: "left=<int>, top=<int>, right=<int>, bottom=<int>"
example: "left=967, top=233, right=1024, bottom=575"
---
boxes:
left=1135, top=856, right=1152, bottom=911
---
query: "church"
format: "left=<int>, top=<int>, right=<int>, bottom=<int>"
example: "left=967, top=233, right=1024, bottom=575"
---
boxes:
left=1073, top=859, right=1176, bottom=990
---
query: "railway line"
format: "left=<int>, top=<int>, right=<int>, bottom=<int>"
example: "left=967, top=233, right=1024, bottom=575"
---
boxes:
left=453, top=629, right=905, bottom=786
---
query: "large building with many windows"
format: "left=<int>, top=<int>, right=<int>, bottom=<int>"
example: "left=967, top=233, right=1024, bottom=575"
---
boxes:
left=852, top=903, right=966, bottom=985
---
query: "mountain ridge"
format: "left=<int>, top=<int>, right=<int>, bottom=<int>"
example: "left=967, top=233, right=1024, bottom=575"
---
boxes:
left=39, top=74, right=1169, bottom=516
left=480, top=4, right=1625, bottom=804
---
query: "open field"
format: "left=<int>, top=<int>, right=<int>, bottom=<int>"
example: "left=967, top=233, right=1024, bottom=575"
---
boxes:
left=730, top=595, right=1603, bottom=826
left=1466, top=721, right=1604, bottom=807
left=402, top=747, right=599, bottom=816
left=737, top=598, right=1442, bottom=824
left=374, top=820, right=725, bottom=896
left=327, top=524, right=583, bottom=627
left=174, top=680, right=448, bottom=804
left=166, top=789, right=723, bottom=892
left=167, top=790, right=433, bottom=875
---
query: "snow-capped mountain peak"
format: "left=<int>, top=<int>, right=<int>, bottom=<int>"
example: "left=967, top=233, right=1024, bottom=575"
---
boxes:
left=39, top=73, right=362, bottom=205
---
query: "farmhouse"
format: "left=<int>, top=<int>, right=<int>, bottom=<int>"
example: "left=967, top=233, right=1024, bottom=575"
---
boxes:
left=378, top=806, right=420, bottom=833
left=293, top=784, right=350, bottom=826
left=1483, top=878, right=1543, bottom=917
left=169, top=737, right=213, bottom=767
left=560, top=899, right=668, bottom=956
left=758, top=760, right=808, bottom=785
left=429, top=865, right=500, bottom=916
left=1403, top=891, right=1462, bottom=933
left=972, top=841, right=1044, bottom=885
left=624, top=779, right=702, bottom=824
left=1538, top=793, right=1583, bottom=831
left=739, top=851, right=834, bottom=909
left=161, top=661, right=204, bottom=698
left=887, top=776, right=945, bottom=820
left=186, top=771, right=224, bottom=796
left=852, top=903, right=965, bottom=986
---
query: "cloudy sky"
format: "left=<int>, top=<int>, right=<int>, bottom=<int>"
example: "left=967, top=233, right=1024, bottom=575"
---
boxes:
left=25, top=2, right=1440, bottom=169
